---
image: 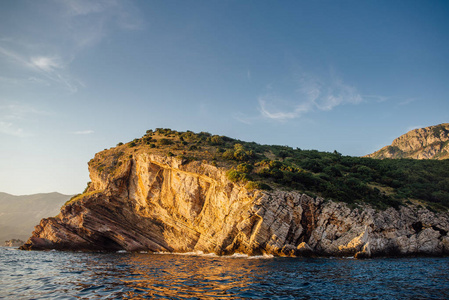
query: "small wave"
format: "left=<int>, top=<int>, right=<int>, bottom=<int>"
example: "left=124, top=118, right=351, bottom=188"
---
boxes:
left=231, top=253, right=274, bottom=259
left=153, top=251, right=274, bottom=259
left=2, top=248, right=447, bottom=299
left=4, top=247, right=19, bottom=251
left=230, top=253, right=249, bottom=258
left=248, top=254, right=274, bottom=259
left=155, top=251, right=217, bottom=257
left=329, top=256, right=356, bottom=260
left=116, top=250, right=128, bottom=253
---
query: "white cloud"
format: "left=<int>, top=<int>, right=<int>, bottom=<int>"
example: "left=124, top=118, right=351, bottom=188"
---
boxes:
left=0, top=0, right=142, bottom=92
left=0, top=102, right=50, bottom=136
left=259, top=71, right=363, bottom=121
left=31, top=56, right=62, bottom=72
left=73, top=130, right=94, bottom=135
left=27, top=55, right=81, bottom=91
left=0, top=121, right=24, bottom=137
left=258, top=97, right=312, bottom=121
left=0, top=46, right=79, bottom=92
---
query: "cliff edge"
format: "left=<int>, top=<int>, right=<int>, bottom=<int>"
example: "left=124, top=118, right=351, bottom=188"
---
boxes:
left=21, top=131, right=449, bottom=257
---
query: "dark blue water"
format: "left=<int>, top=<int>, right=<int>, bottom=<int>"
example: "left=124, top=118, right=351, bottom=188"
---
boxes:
left=1, top=247, right=448, bottom=299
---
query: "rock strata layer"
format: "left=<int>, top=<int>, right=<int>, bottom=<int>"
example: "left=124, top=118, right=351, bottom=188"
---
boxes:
left=21, top=153, right=449, bottom=257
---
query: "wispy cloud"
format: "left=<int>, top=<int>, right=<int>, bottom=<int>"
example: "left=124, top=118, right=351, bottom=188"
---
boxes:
left=363, top=95, right=389, bottom=103
left=31, top=56, right=62, bottom=72
left=398, top=98, right=416, bottom=106
left=232, top=112, right=256, bottom=125
left=0, top=103, right=49, bottom=120
left=258, top=71, right=362, bottom=121
left=30, top=55, right=82, bottom=92
left=61, top=0, right=143, bottom=27
left=0, top=121, right=24, bottom=137
left=258, top=97, right=312, bottom=121
left=62, top=0, right=112, bottom=16
left=0, top=46, right=34, bottom=69
left=73, top=130, right=94, bottom=135
left=59, top=0, right=144, bottom=49
left=0, top=0, right=142, bottom=92
left=0, top=102, right=49, bottom=137
left=0, top=46, right=80, bottom=92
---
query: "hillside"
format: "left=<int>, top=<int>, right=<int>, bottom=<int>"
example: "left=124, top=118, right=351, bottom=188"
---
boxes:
left=83, top=128, right=449, bottom=210
left=21, top=128, right=449, bottom=257
left=0, top=192, right=71, bottom=242
left=366, top=123, right=449, bottom=160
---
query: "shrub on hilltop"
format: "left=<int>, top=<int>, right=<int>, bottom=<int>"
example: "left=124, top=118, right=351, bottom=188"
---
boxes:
left=101, top=128, right=449, bottom=210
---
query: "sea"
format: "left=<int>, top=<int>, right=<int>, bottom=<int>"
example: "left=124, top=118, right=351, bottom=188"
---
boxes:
left=1, top=247, right=448, bottom=299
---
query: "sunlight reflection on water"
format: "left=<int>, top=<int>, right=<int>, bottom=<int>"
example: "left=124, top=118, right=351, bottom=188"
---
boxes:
left=1, top=248, right=449, bottom=299
left=119, top=253, right=270, bottom=299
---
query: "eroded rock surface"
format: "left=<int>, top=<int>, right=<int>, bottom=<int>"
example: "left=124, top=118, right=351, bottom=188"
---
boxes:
left=21, top=153, right=449, bottom=257
left=366, top=123, right=449, bottom=160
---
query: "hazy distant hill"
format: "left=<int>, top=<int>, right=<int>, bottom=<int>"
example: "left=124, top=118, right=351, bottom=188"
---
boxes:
left=366, top=123, right=449, bottom=160
left=0, top=192, right=71, bottom=242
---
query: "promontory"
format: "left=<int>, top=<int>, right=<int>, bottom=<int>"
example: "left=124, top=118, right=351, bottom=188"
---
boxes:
left=21, top=128, right=449, bottom=257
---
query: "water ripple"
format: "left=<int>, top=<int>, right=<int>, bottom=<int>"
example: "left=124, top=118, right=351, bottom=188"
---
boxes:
left=1, top=248, right=449, bottom=299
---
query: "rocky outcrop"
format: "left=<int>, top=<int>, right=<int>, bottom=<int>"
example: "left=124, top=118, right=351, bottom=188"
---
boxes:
left=21, top=152, right=449, bottom=257
left=4, top=239, right=25, bottom=247
left=366, top=123, right=449, bottom=160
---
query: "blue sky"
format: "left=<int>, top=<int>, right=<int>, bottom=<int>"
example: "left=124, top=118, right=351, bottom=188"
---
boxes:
left=1, top=0, right=448, bottom=195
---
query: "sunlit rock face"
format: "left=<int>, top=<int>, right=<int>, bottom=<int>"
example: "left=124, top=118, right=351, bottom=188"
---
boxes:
left=21, top=153, right=449, bottom=257
left=366, top=123, right=449, bottom=160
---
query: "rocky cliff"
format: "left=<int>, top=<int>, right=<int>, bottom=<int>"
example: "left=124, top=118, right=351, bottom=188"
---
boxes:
left=366, top=123, right=449, bottom=160
left=21, top=150, right=449, bottom=257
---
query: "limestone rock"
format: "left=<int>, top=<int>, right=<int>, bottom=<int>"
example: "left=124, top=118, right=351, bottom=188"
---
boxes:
left=21, top=153, right=449, bottom=257
left=366, top=123, right=449, bottom=160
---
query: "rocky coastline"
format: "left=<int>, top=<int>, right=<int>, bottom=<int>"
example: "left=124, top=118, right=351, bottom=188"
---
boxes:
left=21, top=152, right=449, bottom=258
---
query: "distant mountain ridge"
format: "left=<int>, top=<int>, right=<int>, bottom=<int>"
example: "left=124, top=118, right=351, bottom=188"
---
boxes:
left=366, top=123, right=449, bottom=160
left=0, top=192, right=71, bottom=243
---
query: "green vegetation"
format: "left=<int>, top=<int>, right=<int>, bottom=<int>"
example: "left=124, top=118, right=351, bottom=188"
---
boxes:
left=245, top=181, right=272, bottom=191
left=431, top=124, right=449, bottom=138
left=94, top=128, right=449, bottom=211
left=65, top=190, right=102, bottom=206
